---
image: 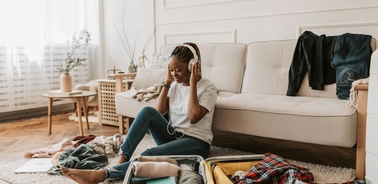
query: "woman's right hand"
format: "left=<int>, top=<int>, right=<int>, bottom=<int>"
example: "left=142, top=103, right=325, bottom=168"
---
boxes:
left=165, top=65, right=174, bottom=85
left=155, top=64, right=172, bottom=115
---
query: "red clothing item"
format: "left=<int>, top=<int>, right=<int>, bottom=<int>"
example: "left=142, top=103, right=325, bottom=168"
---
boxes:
left=73, top=134, right=96, bottom=148
left=236, top=153, right=314, bottom=184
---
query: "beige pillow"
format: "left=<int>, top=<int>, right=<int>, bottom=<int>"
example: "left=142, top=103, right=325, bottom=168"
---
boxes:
left=131, top=68, right=167, bottom=90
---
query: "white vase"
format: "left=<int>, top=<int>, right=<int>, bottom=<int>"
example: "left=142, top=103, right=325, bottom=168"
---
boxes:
left=60, top=72, right=72, bottom=92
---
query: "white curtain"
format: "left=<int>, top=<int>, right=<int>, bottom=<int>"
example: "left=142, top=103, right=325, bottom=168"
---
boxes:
left=0, top=0, right=102, bottom=110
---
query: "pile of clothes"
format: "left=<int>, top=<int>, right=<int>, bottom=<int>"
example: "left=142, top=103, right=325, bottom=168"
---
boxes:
left=24, top=134, right=125, bottom=175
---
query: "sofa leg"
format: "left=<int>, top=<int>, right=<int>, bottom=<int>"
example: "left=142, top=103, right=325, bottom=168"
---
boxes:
left=118, top=115, right=125, bottom=134
left=118, top=115, right=132, bottom=134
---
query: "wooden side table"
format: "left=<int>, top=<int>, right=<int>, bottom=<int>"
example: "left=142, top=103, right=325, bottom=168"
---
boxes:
left=354, top=84, right=368, bottom=180
left=42, top=91, right=97, bottom=136
left=113, top=73, right=137, bottom=134
left=96, top=77, right=134, bottom=128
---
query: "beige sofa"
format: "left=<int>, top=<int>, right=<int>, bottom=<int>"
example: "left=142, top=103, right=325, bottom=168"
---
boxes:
left=114, top=40, right=375, bottom=172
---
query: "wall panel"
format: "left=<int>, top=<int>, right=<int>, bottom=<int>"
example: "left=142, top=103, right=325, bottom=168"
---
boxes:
left=163, top=30, right=237, bottom=44
left=154, top=0, right=378, bottom=50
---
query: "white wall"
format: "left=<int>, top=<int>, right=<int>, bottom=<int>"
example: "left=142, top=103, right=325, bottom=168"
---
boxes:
left=154, top=0, right=378, bottom=47
left=102, top=0, right=378, bottom=74
left=366, top=51, right=378, bottom=183
left=102, top=1, right=378, bottom=178
left=101, top=0, right=155, bottom=76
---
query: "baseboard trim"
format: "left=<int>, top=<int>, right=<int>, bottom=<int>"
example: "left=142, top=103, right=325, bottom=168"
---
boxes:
left=0, top=100, right=75, bottom=123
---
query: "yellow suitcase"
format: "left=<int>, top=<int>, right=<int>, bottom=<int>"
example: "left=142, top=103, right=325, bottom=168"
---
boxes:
left=203, top=155, right=264, bottom=184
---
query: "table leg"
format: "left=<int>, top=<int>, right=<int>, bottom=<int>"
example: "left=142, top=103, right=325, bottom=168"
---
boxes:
left=81, top=97, right=90, bottom=129
left=48, top=98, right=53, bottom=134
left=75, top=98, right=84, bottom=136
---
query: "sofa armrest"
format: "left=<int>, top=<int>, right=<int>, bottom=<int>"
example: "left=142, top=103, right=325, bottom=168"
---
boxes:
left=354, top=84, right=368, bottom=180
left=111, top=73, right=137, bottom=94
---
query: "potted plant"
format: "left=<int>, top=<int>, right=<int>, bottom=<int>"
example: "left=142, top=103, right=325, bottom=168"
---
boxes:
left=58, top=28, right=91, bottom=92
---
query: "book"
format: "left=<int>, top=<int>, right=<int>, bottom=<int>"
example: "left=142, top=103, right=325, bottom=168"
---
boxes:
left=146, top=176, right=175, bottom=184
left=48, top=90, right=82, bottom=96
left=131, top=176, right=176, bottom=184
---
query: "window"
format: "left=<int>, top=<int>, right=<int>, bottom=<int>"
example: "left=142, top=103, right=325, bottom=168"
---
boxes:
left=0, top=0, right=100, bottom=110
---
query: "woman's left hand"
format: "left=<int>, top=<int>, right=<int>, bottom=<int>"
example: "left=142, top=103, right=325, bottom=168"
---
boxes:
left=190, top=60, right=201, bottom=86
left=188, top=60, right=206, bottom=124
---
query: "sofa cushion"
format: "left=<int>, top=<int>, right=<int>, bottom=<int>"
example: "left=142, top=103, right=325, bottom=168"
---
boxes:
left=242, top=40, right=337, bottom=98
left=216, top=93, right=355, bottom=116
left=131, top=68, right=167, bottom=90
left=213, top=106, right=357, bottom=148
left=214, top=93, right=357, bottom=147
left=115, top=89, right=156, bottom=118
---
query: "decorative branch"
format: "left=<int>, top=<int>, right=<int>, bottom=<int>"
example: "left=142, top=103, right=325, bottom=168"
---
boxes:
left=142, top=29, right=156, bottom=51
left=114, top=2, right=156, bottom=70
left=57, top=28, right=91, bottom=73
left=114, top=2, right=136, bottom=62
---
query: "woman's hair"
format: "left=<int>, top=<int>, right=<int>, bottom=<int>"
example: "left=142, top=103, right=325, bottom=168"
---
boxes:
left=170, top=42, right=201, bottom=64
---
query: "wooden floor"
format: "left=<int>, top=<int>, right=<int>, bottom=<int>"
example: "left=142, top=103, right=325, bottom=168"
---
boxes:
left=0, top=111, right=356, bottom=169
left=0, top=112, right=120, bottom=163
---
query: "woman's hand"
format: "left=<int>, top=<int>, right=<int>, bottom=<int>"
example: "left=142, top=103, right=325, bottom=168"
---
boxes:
left=190, top=60, right=201, bottom=86
left=156, top=63, right=172, bottom=115
left=188, top=60, right=207, bottom=124
left=165, top=65, right=174, bottom=85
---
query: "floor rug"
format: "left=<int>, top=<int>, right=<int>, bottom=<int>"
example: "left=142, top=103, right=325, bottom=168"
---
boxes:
left=0, top=134, right=356, bottom=184
left=68, top=112, right=99, bottom=123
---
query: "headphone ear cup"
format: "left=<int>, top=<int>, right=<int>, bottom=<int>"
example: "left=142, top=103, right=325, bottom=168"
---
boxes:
left=188, top=59, right=194, bottom=72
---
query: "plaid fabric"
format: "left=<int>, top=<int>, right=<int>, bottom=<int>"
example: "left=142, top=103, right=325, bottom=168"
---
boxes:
left=235, top=153, right=314, bottom=184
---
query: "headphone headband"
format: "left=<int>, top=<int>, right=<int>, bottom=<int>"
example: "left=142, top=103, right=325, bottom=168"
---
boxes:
left=181, top=44, right=200, bottom=72
left=182, top=44, right=198, bottom=61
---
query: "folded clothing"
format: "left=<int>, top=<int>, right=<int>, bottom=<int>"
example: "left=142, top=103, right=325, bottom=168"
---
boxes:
left=132, top=161, right=180, bottom=179
left=179, top=169, right=203, bottom=184
left=138, top=155, right=178, bottom=165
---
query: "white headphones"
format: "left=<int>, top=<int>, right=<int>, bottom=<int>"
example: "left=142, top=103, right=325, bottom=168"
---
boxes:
left=182, top=44, right=198, bottom=72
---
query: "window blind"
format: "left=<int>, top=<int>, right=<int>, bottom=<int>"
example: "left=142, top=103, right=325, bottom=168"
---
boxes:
left=0, top=45, right=90, bottom=109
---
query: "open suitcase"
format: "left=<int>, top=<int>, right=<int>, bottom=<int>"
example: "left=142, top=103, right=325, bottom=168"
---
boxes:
left=123, top=155, right=207, bottom=184
left=203, top=155, right=264, bottom=184
left=123, top=154, right=264, bottom=184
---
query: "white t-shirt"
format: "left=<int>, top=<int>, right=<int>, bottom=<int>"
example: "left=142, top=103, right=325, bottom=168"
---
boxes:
left=167, top=78, right=217, bottom=144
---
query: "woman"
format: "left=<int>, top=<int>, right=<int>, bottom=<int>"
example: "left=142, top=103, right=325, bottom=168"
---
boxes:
left=60, top=42, right=218, bottom=183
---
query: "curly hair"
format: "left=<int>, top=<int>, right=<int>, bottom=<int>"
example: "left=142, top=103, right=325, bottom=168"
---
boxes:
left=170, top=42, right=201, bottom=64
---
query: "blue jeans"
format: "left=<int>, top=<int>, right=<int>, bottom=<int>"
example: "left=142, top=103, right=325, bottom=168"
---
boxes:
left=330, top=33, right=372, bottom=99
left=104, top=106, right=210, bottom=181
